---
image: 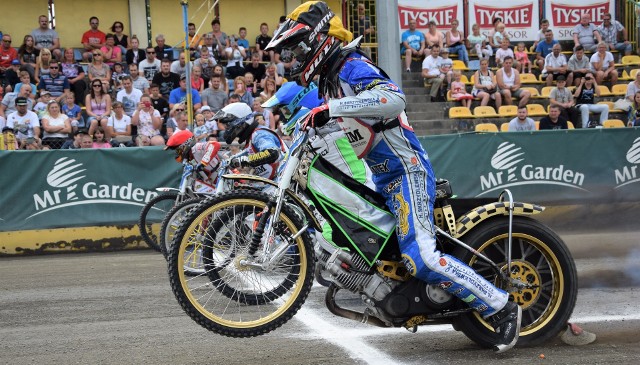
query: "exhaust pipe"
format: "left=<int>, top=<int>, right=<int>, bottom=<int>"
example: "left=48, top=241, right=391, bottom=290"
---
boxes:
left=324, top=284, right=391, bottom=328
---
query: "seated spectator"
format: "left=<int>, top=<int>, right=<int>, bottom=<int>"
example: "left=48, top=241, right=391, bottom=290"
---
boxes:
left=487, top=18, right=503, bottom=51
left=535, top=29, right=558, bottom=71
left=255, top=22, right=273, bottom=62
left=92, top=126, right=112, bottom=148
left=199, top=32, right=216, bottom=57
left=101, top=34, right=122, bottom=67
left=1, top=84, right=35, bottom=121
left=34, top=48, right=53, bottom=84
left=79, top=133, right=94, bottom=148
left=62, top=92, right=84, bottom=132
left=274, top=47, right=297, bottom=78
left=201, top=74, right=228, bottom=113
left=37, top=61, right=70, bottom=104
left=61, top=128, right=88, bottom=149
left=232, top=76, right=254, bottom=108
left=225, top=38, right=247, bottom=79
left=598, top=13, right=631, bottom=59
left=401, top=19, right=426, bottom=72
left=152, top=58, right=180, bottom=99
left=31, top=15, right=62, bottom=61
left=626, top=71, right=640, bottom=103
left=260, top=77, right=277, bottom=101
left=244, top=72, right=259, bottom=97
left=495, top=38, right=515, bottom=69
left=180, top=23, right=202, bottom=60
left=568, top=45, right=592, bottom=86
left=236, top=27, right=250, bottom=55
left=573, top=14, right=602, bottom=52
left=439, top=48, right=454, bottom=85
left=191, top=65, right=205, bottom=92
left=13, top=71, right=37, bottom=99
left=81, top=16, right=107, bottom=62
left=111, top=62, right=128, bottom=92
left=139, top=47, right=162, bottom=82
left=87, top=50, right=111, bottom=90
left=532, top=19, right=550, bottom=51
left=125, top=35, right=145, bottom=66
left=549, top=75, right=580, bottom=127
left=471, top=59, right=502, bottom=108
left=33, top=90, right=51, bottom=119
left=252, top=96, right=275, bottom=130
left=213, top=64, right=230, bottom=94
left=5, top=96, right=40, bottom=146
left=193, top=113, right=209, bottom=142
left=514, top=42, right=532, bottom=74
left=628, top=91, right=640, bottom=127
left=132, top=94, right=164, bottom=145
left=421, top=45, right=444, bottom=102
left=194, top=46, right=217, bottom=85
left=467, top=23, right=492, bottom=60
left=260, top=63, right=283, bottom=89
left=543, top=44, right=573, bottom=86
left=450, top=70, right=473, bottom=109
left=539, top=104, right=568, bottom=130
left=168, top=73, right=202, bottom=111
left=154, top=34, right=173, bottom=61
left=166, top=110, right=189, bottom=136
left=445, top=20, right=468, bottom=65
left=424, top=20, right=444, bottom=57
left=41, top=100, right=72, bottom=149
left=201, top=105, right=218, bottom=137
left=497, top=56, right=530, bottom=107
left=574, top=71, right=608, bottom=128
left=491, top=23, right=507, bottom=53
left=111, top=21, right=129, bottom=52
left=507, top=106, right=536, bottom=131
left=170, top=52, right=191, bottom=75
left=0, top=34, right=18, bottom=85
left=85, top=80, right=112, bottom=136
left=60, top=48, right=87, bottom=105
left=117, top=75, right=143, bottom=119
left=108, top=101, right=132, bottom=146
left=17, top=35, right=39, bottom=79
left=149, top=83, right=169, bottom=121
left=128, top=63, right=150, bottom=94
left=590, top=42, right=617, bottom=86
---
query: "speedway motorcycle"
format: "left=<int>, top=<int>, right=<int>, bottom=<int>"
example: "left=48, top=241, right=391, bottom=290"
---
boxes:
left=166, top=117, right=577, bottom=348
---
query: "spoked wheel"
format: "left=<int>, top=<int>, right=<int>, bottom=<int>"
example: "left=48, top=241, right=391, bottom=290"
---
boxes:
left=159, top=197, right=204, bottom=258
left=168, top=189, right=314, bottom=337
left=452, top=216, right=578, bottom=348
left=138, top=192, right=179, bottom=252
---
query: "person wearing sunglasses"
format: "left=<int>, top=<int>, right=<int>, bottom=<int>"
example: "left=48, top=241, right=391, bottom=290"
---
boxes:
left=597, top=12, right=632, bottom=60
left=139, top=47, right=161, bottom=82
left=81, top=16, right=106, bottom=62
left=36, top=61, right=70, bottom=104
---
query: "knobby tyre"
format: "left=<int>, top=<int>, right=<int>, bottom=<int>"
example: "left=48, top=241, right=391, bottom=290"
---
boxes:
left=138, top=192, right=179, bottom=252
left=452, top=216, right=578, bottom=348
left=167, top=189, right=315, bottom=337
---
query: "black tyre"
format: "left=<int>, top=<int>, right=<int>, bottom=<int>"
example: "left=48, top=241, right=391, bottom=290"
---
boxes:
left=138, top=192, right=179, bottom=252
left=159, top=197, right=205, bottom=259
left=168, top=189, right=315, bottom=337
left=452, top=216, right=578, bottom=348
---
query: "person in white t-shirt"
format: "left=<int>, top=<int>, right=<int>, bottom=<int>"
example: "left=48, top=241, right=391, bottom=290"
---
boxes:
left=107, top=101, right=132, bottom=146
left=590, top=42, right=617, bottom=86
left=116, top=75, right=143, bottom=117
left=543, top=44, right=573, bottom=86
left=421, top=45, right=444, bottom=102
left=5, top=96, right=40, bottom=147
left=132, top=94, right=164, bottom=145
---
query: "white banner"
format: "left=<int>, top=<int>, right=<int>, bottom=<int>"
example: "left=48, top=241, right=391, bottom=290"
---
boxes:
left=397, top=0, right=464, bottom=37
left=468, top=0, right=540, bottom=42
left=546, top=0, right=617, bottom=40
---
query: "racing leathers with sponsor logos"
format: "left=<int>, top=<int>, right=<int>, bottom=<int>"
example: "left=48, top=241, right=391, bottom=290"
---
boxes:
left=325, top=47, right=510, bottom=319
left=230, top=125, right=287, bottom=180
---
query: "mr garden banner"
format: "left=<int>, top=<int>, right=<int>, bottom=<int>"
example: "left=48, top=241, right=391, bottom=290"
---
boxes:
left=422, top=129, right=640, bottom=204
left=0, top=148, right=180, bottom=232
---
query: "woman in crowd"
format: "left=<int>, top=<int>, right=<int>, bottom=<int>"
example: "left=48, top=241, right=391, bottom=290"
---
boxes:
left=34, top=48, right=53, bottom=83
left=260, top=62, right=283, bottom=89
left=260, top=77, right=277, bottom=101
left=424, top=20, right=444, bottom=57
left=108, top=101, right=133, bottom=146
left=213, top=64, right=229, bottom=94
left=41, top=101, right=72, bottom=149
left=125, top=35, right=145, bottom=67
left=87, top=49, right=112, bottom=90
left=445, top=20, right=469, bottom=65
left=471, top=58, right=502, bottom=108
left=85, top=79, right=112, bottom=138
left=60, top=48, right=87, bottom=105
left=232, top=76, right=254, bottom=107
left=18, top=35, right=39, bottom=79
left=574, top=71, right=608, bottom=128
left=100, top=34, right=123, bottom=67
left=111, top=21, right=129, bottom=53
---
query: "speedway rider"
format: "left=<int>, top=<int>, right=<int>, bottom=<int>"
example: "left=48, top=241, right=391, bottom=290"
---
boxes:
left=165, top=129, right=222, bottom=178
left=265, top=1, right=522, bottom=353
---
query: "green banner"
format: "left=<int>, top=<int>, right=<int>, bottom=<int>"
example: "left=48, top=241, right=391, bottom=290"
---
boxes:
left=421, top=129, right=640, bottom=204
left=0, top=148, right=181, bottom=231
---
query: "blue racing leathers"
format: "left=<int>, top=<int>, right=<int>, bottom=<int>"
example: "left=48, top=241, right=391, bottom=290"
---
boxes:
left=236, top=126, right=286, bottom=180
left=326, top=51, right=508, bottom=317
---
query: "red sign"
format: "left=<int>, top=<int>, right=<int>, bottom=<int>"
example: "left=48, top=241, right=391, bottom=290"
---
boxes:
left=474, top=3, right=534, bottom=28
left=550, top=1, right=610, bottom=27
left=398, top=4, right=458, bottom=28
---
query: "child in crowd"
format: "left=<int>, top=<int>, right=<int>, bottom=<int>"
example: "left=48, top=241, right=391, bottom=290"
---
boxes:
left=62, top=92, right=84, bottom=132
left=111, top=63, right=128, bottom=92
left=92, top=126, right=112, bottom=148
left=629, top=91, right=640, bottom=127
left=450, top=70, right=473, bottom=108
left=532, top=19, right=550, bottom=51
left=493, top=23, right=506, bottom=49
left=467, top=24, right=492, bottom=60
left=495, top=38, right=515, bottom=68
left=200, top=105, right=218, bottom=136
left=514, top=42, right=532, bottom=74
left=34, top=91, right=51, bottom=119
left=14, top=71, right=37, bottom=99
left=439, top=48, right=454, bottom=86
left=193, top=113, right=209, bottom=142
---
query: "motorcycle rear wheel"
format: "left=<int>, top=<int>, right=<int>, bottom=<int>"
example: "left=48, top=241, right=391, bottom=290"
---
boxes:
left=452, top=216, right=577, bottom=348
left=168, top=190, right=314, bottom=337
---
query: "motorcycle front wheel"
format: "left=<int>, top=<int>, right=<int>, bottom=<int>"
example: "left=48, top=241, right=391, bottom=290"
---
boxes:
left=138, top=192, right=179, bottom=252
left=452, top=216, right=578, bottom=348
left=168, top=189, right=315, bottom=337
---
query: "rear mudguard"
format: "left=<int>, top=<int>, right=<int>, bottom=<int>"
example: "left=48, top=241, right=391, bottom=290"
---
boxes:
left=221, top=173, right=323, bottom=231
left=449, top=201, right=544, bottom=238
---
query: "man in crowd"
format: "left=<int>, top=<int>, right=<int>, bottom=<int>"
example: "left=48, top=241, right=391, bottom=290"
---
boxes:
left=568, top=45, right=593, bottom=86
left=1, top=84, right=34, bottom=121
left=117, top=75, right=143, bottom=118
left=245, top=52, right=266, bottom=84
left=401, top=19, right=426, bottom=72
left=598, top=13, right=632, bottom=59
left=139, top=47, right=162, bottom=82
left=573, top=14, right=602, bottom=52
left=154, top=34, right=174, bottom=61
left=255, top=22, right=272, bottom=62
left=81, top=16, right=106, bottom=62
left=0, top=34, right=18, bottom=87
left=421, top=45, right=444, bottom=102
left=128, top=63, right=150, bottom=94
left=152, top=58, right=180, bottom=99
left=543, top=44, right=573, bottom=86
left=31, top=15, right=62, bottom=61
left=507, top=106, right=536, bottom=131
left=5, top=96, right=40, bottom=145
left=539, top=104, right=568, bottom=130
left=201, top=74, right=228, bottom=113
left=534, top=29, right=558, bottom=71
left=61, top=129, right=88, bottom=149
left=169, top=73, right=202, bottom=111
left=497, top=57, right=531, bottom=108
left=37, top=61, right=69, bottom=104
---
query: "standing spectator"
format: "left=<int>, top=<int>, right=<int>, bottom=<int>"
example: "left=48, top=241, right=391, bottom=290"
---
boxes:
left=543, top=44, right=573, bottom=86
left=532, top=19, right=550, bottom=51
left=548, top=75, right=580, bottom=127
left=154, top=34, right=174, bottom=61
left=139, top=47, right=161, bottom=82
left=149, top=83, right=169, bottom=121
left=210, top=19, right=230, bottom=59
left=41, top=100, right=72, bottom=149
left=31, top=15, right=61, bottom=61
left=111, top=21, right=129, bottom=52
left=568, top=45, right=593, bottom=86
left=231, top=76, right=253, bottom=108
left=87, top=50, right=111, bottom=90
left=60, top=48, right=87, bottom=105
left=200, top=74, right=228, bottom=113
left=81, top=16, right=107, bottom=62
left=17, top=35, right=39, bottom=79
left=225, top=37, right=247, bottom=79
left=170, top=52, right=192, bottom=75
left=401, top=19, right=426, bottom=72
left=445, top=20, right=468, bottom=65
left=128, top=63, right=149, bottom=94
left=125, top=35, right=145, bottom=66
left=539, top=104, right=569, bottom=130
left=152, top=58, right=180, bottom=99
left=598, top=13, right=631, bottom=59
left=572, top=14, right=602, bottom=52
left=5, top=96, right=40, bottom=144
left=574, top=71, right=609, bottom=128
left=108, top=101, right=133, bottom=146
left=497, top=57, right=531, bottom=108
left=194, top=46, right=217, bottom=85
left=37, top=62, right=69, bottom=104
left=471, top=58, right=502, bottom=108
left=244, top=53, right=266, bottom=84
left=169, top=73, right=202, bottom=111
left=117, top=75, right=143, bottom=118
left=132, top=94, right=164, bottom=145
left=507, top=106, right=536, bottom=131
left=0, top=34, right=18, bottom=90
left=180, top=23, right=202, bottom=59
left=100, top=34, right=123, bottom=67
left=85, top=79, right=112, bottom=137
left=534, top=29, right=558, bottom=71
left=421, top=45, right=444, bottom=102
left=255, top=23, right=273, bottom=62
left=467, top=24, right=492, bottom=60
left=590, top=42, right=617, bottom=86
left=495, top=38, right=515, bottom=68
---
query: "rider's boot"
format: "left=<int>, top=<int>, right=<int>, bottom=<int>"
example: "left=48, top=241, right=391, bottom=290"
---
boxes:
left=489, top=301, right=522, bottom=353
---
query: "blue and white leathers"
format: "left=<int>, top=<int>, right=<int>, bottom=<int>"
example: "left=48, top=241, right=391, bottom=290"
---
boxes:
left=327, top=50, right=508, bottom=317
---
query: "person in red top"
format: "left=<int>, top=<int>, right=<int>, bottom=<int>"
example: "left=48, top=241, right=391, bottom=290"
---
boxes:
left=1, top=34, right=19, bottom=93
left=81, top=17, right=107, bottom=62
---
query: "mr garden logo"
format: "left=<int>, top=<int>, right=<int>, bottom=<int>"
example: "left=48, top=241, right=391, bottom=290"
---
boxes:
left=613, top=137, right=640, bottom=189
left=477, top=142, right=587, bottom=196
left=27, top=157, right=158, bottom=219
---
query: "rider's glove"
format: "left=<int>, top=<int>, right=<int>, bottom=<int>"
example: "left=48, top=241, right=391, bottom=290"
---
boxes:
left=302, top=104, right=330, bottom=130
left=229, top=155, right=249, bottom=168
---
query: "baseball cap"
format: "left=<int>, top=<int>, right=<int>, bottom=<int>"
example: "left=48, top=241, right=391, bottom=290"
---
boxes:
left=441, top=48, right=449, bottom=53
left=556, top=75, right=566, bottom=82
left=180, top=73, right=187, bottom=80
left=15, top=96, right=28, bottom=106
left=11, top=59, right=20, bottom=65
left=200, top=105, right=211, bottom=112
left=73, top=128, right=89, bottom=136
left=40, top=90, right=51, bottom=96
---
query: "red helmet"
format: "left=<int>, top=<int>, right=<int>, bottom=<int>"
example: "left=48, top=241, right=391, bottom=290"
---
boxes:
left=165, top=130, right=195, bottom=162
